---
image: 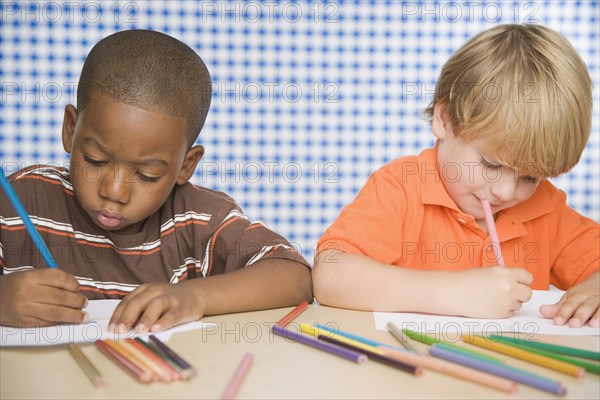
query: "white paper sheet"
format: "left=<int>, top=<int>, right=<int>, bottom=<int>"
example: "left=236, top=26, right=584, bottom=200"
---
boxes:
left=0, top=299, right=213, bottom=347
left=373, top=290, right=600, bottom=337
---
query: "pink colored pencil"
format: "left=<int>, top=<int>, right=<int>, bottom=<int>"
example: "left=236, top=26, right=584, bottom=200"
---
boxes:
left=221, top=353, right=254, bottom=400
left=276, top=301, right=309, bottom=327
left=480, top=198, right=505, bottom=266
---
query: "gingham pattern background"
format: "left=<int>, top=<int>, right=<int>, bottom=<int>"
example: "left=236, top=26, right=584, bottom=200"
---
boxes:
left=1, top=1, right=598, bottom=264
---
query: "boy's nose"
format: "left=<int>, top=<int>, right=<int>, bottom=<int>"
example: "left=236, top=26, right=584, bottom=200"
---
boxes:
left=489, top=171, right=517, bottom=202
left=99, top=165, right=130, bottom=204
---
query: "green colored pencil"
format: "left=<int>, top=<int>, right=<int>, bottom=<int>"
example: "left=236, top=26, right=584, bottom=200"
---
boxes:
left=489, top=335, right=600, bottom=362
left=402, top=329, right=504, bottom=364
left=490, top=336, right=600, bottom=375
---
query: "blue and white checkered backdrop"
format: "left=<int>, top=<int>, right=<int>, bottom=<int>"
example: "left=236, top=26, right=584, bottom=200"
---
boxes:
left=1, top=1, right=599, bottom=264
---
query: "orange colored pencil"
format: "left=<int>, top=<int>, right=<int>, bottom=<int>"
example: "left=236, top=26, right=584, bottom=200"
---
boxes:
left=463, top=335, right=585, bottom=378
left=103, top=340, right=158, bottom=381
left=95, top=340, right=153, bottom=383
left=122, top=340, right=175, bottom=382
left=276, top=301, right=309, bottom=327
left=382, top=348, right=517, bottom=393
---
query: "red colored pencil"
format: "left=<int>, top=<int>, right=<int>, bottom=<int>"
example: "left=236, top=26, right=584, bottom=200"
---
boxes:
left=276, top=301, right=309, bottom=327
left=95, top=340, right=153, bottom=383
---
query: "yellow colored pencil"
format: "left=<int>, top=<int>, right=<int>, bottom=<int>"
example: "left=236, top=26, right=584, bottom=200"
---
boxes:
left=463, top=335, right=585, bottom=378
left=299, top=324, right=386, bottom=355
left=68, top=343, right=106, bottom=387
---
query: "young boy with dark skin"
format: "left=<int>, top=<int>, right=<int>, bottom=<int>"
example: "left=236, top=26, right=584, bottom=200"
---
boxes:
left=0, top=30, right=312, bottom=333
left=312, top=24, right=599, bottom=328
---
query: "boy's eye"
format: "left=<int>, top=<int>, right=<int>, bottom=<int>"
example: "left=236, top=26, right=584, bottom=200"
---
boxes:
left=481, top=159, right=502, bottom=169
left=84, top=156, right=106, bottom=166
left=521, top=175, right=540, bottom=184
left=137, top=173, right=160, bottom=183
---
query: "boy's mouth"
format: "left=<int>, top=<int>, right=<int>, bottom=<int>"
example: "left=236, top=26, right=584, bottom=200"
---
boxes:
left=96, top=211, right=123, bottom=228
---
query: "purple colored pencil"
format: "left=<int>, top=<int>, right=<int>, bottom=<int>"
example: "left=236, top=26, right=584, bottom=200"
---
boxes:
left=272, top=325, right=367, bottom=364
left=430, top=344, right=567, bottom=396
left=148, top=334, right=196, bottom=377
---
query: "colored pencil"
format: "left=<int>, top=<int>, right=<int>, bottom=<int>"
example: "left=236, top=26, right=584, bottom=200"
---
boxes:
left=300, top=324, right=389, bottom=356
left=134, top=338, right=184, bottom=376
left=463, top=334, right=585, bottom=378
left=103, top=339, right=158, bottom=381
left=271, top=324, right=367, bottom=364
left=313, top=329, right=517, bottom=393
left=383, top=348, right=517, bottom=393
left=0, top=166, right=59, bottom=268
left=276, top=301, right=309, bottom=327
left=430, top=344, right=567, bottom=396
left=313, top=323, right=407, bottom=353
left=480, top=197, right=505, bottom=266
left=221, top=353, right=254, bottom=400
left=95, top=340, right=153, bottom=383
left=122, top=340, right=175, bottom=382
left=387, top=322, right=421, bottom=354
left=148, top=334, right=197, bottom=378
left=68, top=343, right=105, bottom=387
left=318, top=335, right=422, bottom=375
left=403, top=329, right=504, bottom=363
left=490, top=335, right=600, bottom=361
left=489, top=336, right=600, bottom=375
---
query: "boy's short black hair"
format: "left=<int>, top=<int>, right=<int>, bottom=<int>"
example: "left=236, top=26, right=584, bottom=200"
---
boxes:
left=77, top=29, right=212, bottom=147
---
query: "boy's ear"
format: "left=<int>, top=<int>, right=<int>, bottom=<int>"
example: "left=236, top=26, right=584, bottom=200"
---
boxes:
left=62, top=104, right=78, bottom=153
left=176, top=145, right=204, bottom=185
left=431, top=103, right=454, bottom=140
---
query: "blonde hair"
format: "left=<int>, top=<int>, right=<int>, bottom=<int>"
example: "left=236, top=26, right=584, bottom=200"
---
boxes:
left=424, top=24, right=592, bottom=177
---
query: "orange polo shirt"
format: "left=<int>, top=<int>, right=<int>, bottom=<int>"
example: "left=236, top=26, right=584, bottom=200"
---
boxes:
left=317, top=146, right=599, bottom=290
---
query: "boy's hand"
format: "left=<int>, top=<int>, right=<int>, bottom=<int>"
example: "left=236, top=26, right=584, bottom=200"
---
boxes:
left=109, top=281, right=206, bottom=333
left=0, top=269, right=88, bottom=327
left=453, top=266, right=533, bottom=318
left=539, top=271, right=600, bottom=328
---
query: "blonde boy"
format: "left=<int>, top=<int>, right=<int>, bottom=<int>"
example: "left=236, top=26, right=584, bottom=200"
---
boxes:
left=313, top=24, right=599, bottom=327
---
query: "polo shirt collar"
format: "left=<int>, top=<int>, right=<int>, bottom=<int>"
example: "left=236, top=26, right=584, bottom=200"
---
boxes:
left=418, top=142, right=462, bottom=211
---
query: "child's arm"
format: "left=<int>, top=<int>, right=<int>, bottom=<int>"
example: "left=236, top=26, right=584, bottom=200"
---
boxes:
left=108, top=259, right=312, bottom=333
left=539, top=270, right=599, bottom=328
left=312, top=250, right=533, bottom=318
left=0, top=269, right=88, bottom=327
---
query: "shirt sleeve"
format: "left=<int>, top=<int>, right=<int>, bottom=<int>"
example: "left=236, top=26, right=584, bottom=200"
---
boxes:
left=205, top=200, right=309, bottom=276
left=316, top=168, right=411, bottom=265
left=545, top=185, right=600, bottom=289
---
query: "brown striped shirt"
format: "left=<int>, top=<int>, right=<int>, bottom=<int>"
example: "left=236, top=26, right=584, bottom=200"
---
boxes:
left=0, top=165, right=308, bottom=299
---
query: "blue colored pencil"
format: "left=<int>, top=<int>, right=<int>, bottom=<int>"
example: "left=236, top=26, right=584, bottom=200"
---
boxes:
left=0, top=166, right=58, bottom=268
left=430, top=344, right=567, bottom=396
left=313, top=323, right=407, bottom=353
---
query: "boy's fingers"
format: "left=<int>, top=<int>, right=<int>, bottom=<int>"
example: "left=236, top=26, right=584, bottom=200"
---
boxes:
left=553, top=295, right=583, bottom=325
left=151, top=308, right=194, bottom=333
left=516, top=284, right=532, bottom=303
left=568, top=298, right=600, bottom=328
left=41, top=287, right=88, bottom=310
left=136, top=297, right=174, bottom=333
left=35, top=303, right=88, bottom=325
left=589, top=310, right=600, bottom=328
left=109, top=285, right=150, bottom=328
left=539, top=303, right=560, bottom=319
left=36, top=268, right=81, bottom=292
left=514, top=269, right=533, bottom=285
